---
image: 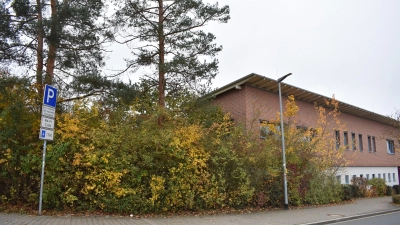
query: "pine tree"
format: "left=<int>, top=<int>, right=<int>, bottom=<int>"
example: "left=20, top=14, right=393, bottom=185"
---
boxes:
left=113, top=0, right=230, bottom=111
left=0, top=0, right=113, bottom=97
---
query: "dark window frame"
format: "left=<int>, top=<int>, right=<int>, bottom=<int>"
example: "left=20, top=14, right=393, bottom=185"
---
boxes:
left=372, top=136, right=376, bottom=152
left=351, top=132, right=356, bottom=151
left=335, top=130, right=340, bottom=150
left=260, top=120, right=281, bottom=139
left=387, top=139, right=395, bottom=154
left=368, top=135, right=372, bottom=152
left=344, top=131, right=349, bottom=150
left=359, top=134, right=363, bottom=152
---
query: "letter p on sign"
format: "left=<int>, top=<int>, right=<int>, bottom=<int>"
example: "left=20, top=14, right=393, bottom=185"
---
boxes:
left=43, top=85, right=58, bottom=108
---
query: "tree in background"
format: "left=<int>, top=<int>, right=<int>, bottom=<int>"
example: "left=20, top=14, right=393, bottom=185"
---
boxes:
left=0, top=0, right=117, bottom=100
left=113, top=0, right=230, bottom=114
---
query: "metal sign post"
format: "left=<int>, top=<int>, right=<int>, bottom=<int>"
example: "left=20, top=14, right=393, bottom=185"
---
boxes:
left=38, top=84, right=57, bottom=215
left=38, top=140, right=47, bottom=215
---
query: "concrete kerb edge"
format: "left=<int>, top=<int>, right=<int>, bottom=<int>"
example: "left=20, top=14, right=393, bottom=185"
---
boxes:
left=300, top=208, right=400, bottom=225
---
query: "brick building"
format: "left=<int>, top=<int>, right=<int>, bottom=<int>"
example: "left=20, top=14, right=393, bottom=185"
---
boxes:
left=209, top=73, right=400, bottom=185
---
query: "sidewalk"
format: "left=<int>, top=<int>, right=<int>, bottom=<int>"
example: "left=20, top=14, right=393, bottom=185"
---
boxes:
left=1, top=197, right=399, bottom=225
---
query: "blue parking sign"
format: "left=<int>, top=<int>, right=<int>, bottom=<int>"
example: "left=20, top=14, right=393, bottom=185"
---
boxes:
left=41, top=130, right=46, bottom=138
left=43, top=85, right=58, bottom=108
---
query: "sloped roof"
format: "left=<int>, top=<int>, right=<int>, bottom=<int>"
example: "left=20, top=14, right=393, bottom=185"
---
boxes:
left=208, top=73, right=395, bottom=126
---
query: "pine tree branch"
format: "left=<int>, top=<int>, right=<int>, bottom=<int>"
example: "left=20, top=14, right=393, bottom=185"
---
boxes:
left=162, top=1, right=178, bottom=22
left=128, top=1, right=158, bottom=30
left=58, top=89, right=106, bottom=103
left=165, top=18, right=211, bottom=37
left=104, top=63, right=135, bottom=78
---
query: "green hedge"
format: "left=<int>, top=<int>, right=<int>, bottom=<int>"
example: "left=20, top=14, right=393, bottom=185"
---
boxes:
left=393, top=194, right=400, bottom=204
left=368, top=178, right=387, bottom=196
left=386, top=185, right=393, bottom=196
left=393, top=185, right=400, bottom=194
left=341, top=185, right=353, bottom=200
left=0, top=78, right=354, bottom=213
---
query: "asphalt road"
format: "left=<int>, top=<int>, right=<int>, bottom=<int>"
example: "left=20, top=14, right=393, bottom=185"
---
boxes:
left=330, top=211, right=400, bottom=225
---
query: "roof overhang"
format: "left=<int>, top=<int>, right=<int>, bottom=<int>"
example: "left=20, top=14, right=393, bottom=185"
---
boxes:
left=207, top=73, right=396, bottom=127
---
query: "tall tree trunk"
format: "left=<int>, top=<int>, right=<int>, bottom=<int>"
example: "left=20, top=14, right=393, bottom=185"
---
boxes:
left=158, top=0, right=165, bottom=125
left=45, top=0, right=58, bottom=85
left=36, top=0, right=44, bottom=94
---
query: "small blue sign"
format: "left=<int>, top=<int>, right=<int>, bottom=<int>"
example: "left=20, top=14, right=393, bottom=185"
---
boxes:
left=43, top=85, right=58, bottom=108
left=39, top=128, right=54, bottom=141
left=41, top=130, right=46, bottom=138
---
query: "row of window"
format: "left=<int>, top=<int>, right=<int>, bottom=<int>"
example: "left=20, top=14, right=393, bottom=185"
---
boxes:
left=335, top=131, right=395, bottom=154
left=340, top=173, right=397, bottom=184
left=260, top=124, right=396, bottom=154
left=260, top=120, right=280, bottom=139
left=260, top=120, right=317, bottom=140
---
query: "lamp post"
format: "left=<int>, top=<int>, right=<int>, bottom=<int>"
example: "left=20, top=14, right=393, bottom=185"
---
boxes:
left=277, top=73, right=292, bottom=210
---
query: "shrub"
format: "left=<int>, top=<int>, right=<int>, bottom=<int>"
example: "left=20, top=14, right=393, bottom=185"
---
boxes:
left=350, top=185, right=362, bottom=198
left=368, top=178, right=387, bottom=196
left=0, top=80, right=351, bottom=213
left=386, top=185, right=393, bottom=196
left=304, top=173, right=342, bottom=205
left=341, top=185, right=353, bottom=200
left=393, top=185, right=400, bottom=194
left=0, top=77, right=42, bottom=204
left=352, top=177, right=368, bottom=197
left=365, top=187, right=378, bottom=197
left=393, top=194, right=400, bottom=204
left=340, top=184, right=364, bottom=200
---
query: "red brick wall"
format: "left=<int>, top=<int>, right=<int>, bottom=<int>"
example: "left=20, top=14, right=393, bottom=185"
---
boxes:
left=336, top=111, right=399, bottom=167
left=212, top=87, right=246, bottom=124
left=213, top=84, right=399, bottom=167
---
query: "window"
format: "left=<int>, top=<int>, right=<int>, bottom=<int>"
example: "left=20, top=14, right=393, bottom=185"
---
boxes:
left=336, top=175, right=341, bottom=183
left=335, top=130, right=340, bottom=150
left=359, top=134, right=363, bottom=152
left=345, top=175, right=349, bottom=184
left=366, top=174, right=370, bottom=180
left=351, top=132, right=356, bottom=151
left=260, top=120, right=269, bottom=139
left=393, top=173, right=396, bottom=182
left=352, top=175, right=356, bottom=183
left=368, top=136, right=372, bottom=152
left=260, top=120, right=273, bottom=138
left=360, top=174, right=363, bottom=178
left=387, top=140, right=395, bottom=154
left=309, top=128, right=316, bottom=141
left=344, top=131, right=349, bottom=150
left=296, top=126, right=314, bottom=142
left=372, top=174, right=375, bottom=178
left=372, top=136, right=376, bottom=152
left=388, top=173, right=391, bottom=182
left=378, top=173, right=381, bottom=179
left=260, top=120, right=280, bottom=139
left=383, top=173, right=386, bottom=181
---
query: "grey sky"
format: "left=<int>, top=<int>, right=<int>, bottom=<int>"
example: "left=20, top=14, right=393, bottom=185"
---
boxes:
left=107, top=0, right=400, bottom=117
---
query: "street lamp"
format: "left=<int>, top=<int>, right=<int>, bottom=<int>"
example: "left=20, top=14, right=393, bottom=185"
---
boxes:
left=277, top=73, right=292, bottom=210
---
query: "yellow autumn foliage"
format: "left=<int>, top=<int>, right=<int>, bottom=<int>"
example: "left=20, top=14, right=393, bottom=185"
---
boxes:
left=247, top=95, right=348, bottom=206
left=2, top=78, right=349, bottom=212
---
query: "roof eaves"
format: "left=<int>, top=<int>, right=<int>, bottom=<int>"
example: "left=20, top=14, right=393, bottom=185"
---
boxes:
left=207, top=73, right=396, bottom=127
left=205, top=73, right=262, bottom=98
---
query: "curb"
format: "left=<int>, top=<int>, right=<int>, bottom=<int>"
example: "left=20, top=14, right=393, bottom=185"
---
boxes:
left=300, top=208, right=400, bottom=225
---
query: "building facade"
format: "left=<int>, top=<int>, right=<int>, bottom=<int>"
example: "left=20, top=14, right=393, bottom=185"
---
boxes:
left=210, top=73, right=400, bottom=186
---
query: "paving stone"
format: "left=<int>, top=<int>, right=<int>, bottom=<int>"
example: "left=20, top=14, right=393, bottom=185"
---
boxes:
left=0, top=197, right=399, bottom=225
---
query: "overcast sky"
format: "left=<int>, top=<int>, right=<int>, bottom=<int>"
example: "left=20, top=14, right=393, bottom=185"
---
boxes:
left=107, top=0, right=400, bottom=117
